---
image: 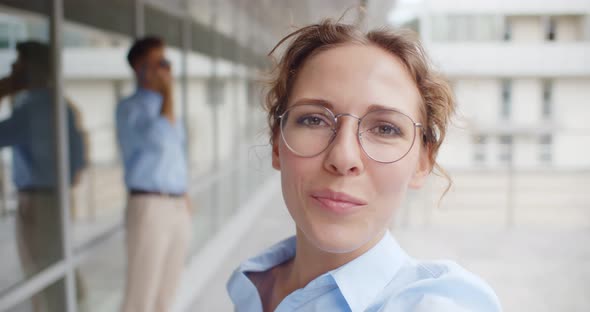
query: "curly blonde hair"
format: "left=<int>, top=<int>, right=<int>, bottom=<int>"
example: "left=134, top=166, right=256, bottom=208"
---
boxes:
left=264, top=20, right=455, bottom=193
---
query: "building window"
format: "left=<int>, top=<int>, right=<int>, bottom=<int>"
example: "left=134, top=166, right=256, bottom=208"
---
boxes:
left=473, top=135, right=487, bottom=165
left=539, top=135, right=552, bottom=164
left=545, top=17, right=557, bottom=41
left=498, top=135, right=513, bottom=164
left=207, top=78, right=225, bottom=106
left=503, top=18, right=512, bottom=41
left=542, top=80, right=553, bottom=119
left=500, top=79, right=512, bottom=119
left=246, top=80, right=257, bottom=107
left=431, top=15, right=504, bottom=42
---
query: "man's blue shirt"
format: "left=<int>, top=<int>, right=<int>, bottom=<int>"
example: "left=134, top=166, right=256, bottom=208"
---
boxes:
left=116, top=88, right=187, bottom=194
left=0, top=89, right=85, bottom=189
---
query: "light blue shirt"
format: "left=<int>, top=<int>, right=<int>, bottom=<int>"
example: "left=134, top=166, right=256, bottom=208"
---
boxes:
left=227, top=232, right=502, bottom=312
left=0, top=89, right=86, bottom=189
left=116, top=88, right=187, bottom=194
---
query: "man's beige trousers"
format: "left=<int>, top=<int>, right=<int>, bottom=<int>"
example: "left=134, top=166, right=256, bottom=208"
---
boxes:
left=16, top=191, right=86, bottom=312
left=121, top=194, right=191, bottom=312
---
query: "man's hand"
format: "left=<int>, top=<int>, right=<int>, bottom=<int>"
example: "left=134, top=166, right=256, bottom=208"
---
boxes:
left=139, top=63, right=171, bottom=95
left=0, top=72, right=28, bottom=98
left=155, top=64, right=175, bottom=123
left=0, top=77, right=12, bottom=98
left=9, top=69, right=28, bottom=93
left=154, top=66, right=172, bottom=95
left=0, top=75, right=23, bottom=101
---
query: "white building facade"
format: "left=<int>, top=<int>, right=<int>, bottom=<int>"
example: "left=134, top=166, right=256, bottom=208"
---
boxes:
left=417, top=0, right=590, bottom=170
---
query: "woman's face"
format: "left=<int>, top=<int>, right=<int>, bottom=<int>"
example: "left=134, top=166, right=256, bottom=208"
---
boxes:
left=272, top=44, right=431, bottom=253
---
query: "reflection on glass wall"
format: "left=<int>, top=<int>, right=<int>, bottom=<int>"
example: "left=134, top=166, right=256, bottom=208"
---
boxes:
left=59, top=18, right=131, bottom=311
left=0, top=6, right=73, bottom=312
left=6, top=278, right=68, bottom=312
left=0, top=0, right=276, bottom=309
left=61, top=21, right=130, bottom=241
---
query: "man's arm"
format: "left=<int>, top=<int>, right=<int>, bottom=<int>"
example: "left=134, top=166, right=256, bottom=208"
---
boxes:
left=0, top=77, right=14, bottom=103
left=0, top=70, right=28, bottom=103
left=160, top=86, right=175, bottom=124
left=0, top=107, right=27, bottom=148
left=155, top=65, right=175, bottom=124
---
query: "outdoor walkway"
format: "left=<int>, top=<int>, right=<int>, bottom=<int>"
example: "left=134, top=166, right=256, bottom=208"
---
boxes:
left=2, top=171, right=589, bottom=311
left=190, top=173, right=590, bottom=312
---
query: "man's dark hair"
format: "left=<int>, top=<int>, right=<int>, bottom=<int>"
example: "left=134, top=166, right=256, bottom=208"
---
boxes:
left=16, top=40, right=50, bottom=73
left=127, top=36, right=164, bottom=68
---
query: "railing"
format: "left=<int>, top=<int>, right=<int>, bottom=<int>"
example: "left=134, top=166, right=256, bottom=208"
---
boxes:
left=0, top=136, right=275, bottom=311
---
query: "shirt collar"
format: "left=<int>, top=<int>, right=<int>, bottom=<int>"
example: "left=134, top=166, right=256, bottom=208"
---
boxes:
left=329, top=231, right=407, bottom=312
left=239, top=236, right=297, bottom=273
left=136, top=87, right=163, bottom=101
left=229, top=232, right=406, bottom=312
left=227, top=237, right=297, bottom=311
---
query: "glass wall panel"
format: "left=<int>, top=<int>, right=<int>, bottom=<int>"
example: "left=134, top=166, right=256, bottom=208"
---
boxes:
left=60, top=21, right=130, bottom=247
left=1, top=1, right=283, bottom=311
left=0, top=6, right=66, bottom=312
left=183, top=45, right=220, bottom=253
left=60, top=10, right=132, bottom=309
left=76, top=232, right=126, bottom=312
left=6, top=278, right=67, bottom=312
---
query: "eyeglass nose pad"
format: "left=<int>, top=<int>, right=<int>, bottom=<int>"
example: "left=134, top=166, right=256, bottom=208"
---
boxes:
left=328, top=128, right=338, bottom=142
left=329, top=120, right=362, bottom=149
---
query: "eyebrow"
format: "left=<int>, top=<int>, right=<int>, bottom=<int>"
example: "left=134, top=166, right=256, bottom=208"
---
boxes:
left=291, top=98, right=334, bottom=110
left=291, top=98, right=405, bottom=114
left=366, top=103, right=400, bottom=112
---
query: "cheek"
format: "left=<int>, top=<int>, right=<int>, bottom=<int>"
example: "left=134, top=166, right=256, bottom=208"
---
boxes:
left=278, top=144, right=317, bottom=208
left=369, top=158, right=418, bottom=209
left=278, top=138, right=327, bottom=176
left=279, top=144, right=306, bottom=180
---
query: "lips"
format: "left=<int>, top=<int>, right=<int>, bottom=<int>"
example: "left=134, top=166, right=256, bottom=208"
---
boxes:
left=310, top=189, right=367, bottom=214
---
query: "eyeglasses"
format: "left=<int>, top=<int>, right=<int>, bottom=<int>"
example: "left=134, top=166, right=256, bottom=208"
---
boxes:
left=158, top=58, right=171, bottom=69
left=277, top=104, right=423, bottom=163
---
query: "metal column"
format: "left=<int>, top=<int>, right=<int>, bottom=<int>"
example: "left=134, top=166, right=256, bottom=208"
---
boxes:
left=134, top=0, right=145, bottom=38
left=209, top=0, right=220, bottom=229
left=181, top=5, right=192, bottom=179
left=51, top=0, right=77, bottom=310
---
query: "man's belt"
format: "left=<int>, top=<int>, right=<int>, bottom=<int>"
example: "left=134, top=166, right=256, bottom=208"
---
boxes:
left=129, top=189, right=185, bottom=198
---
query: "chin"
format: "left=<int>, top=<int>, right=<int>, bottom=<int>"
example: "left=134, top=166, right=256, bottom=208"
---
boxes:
left=302, top=221, right=374, bottom=254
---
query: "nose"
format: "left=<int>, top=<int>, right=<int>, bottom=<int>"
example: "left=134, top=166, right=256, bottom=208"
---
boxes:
left=323, top=115, right=365, bottom=176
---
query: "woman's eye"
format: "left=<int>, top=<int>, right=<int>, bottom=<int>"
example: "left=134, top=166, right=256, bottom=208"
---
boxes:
left=297, top=115, right=329, bottom=127
left=372, top=124, right=402, bottom=136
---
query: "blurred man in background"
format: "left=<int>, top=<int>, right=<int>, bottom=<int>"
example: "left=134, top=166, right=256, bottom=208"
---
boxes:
left=116, top=36, right=192, bottom=312
left=0, top=40, right=87, bottom=311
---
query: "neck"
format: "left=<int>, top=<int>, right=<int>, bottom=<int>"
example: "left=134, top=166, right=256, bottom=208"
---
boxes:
left=277, top=228, right=385, bottom=296
left=138, top=84, right=159, bottom=94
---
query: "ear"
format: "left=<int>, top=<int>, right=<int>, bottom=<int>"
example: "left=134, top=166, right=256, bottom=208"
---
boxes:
left=409, top=147, right=432, bottom=189
left=271, top=135, right=281, bottom=171
left=133, top=64, right=142, bottom=80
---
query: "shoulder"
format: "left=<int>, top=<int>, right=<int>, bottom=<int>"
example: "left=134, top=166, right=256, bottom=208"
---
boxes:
left=13, top=90, right=41, bottom=110
left=116, top=93, right=147, bottom=122
left=116, top=93, right=137, bottom=113
left=10, top=91, right=48, bottom=119
left=379, top=260, right=501, bottom=312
